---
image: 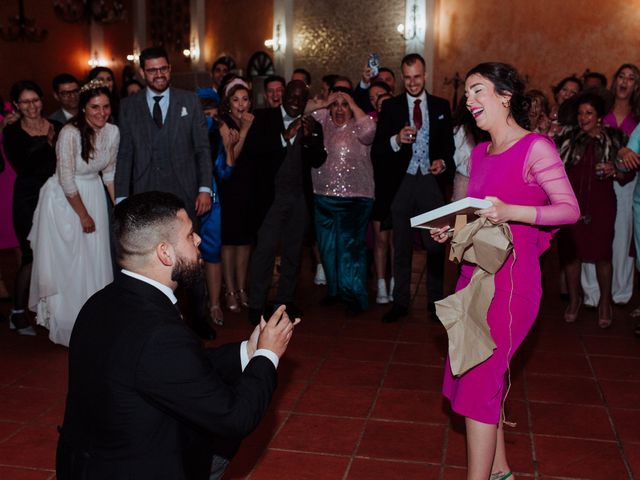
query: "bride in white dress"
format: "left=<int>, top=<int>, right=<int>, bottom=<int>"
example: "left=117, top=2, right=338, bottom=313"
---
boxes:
left=28, top=80, right=119, bottom=346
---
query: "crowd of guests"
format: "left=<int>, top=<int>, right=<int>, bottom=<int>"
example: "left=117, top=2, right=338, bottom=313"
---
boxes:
left=1, top=48, right=640, bottom=348
left=2, top=45, right=640, bottom=480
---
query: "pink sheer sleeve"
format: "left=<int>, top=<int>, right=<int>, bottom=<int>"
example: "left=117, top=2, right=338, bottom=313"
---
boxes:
left=524, top=138, right=580, bottom=226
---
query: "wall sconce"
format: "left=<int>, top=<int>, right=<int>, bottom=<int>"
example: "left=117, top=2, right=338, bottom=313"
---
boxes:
left=182, top=37, right=200, bottom=63
left=87, top=50, right=108, bottom=68
left=264, top=22, right=284, bottom=52
left=397, top=0, right=424, bottom=41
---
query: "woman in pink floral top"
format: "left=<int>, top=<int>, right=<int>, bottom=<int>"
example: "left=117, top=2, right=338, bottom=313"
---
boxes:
left=308, top=87, right=376, bottom=313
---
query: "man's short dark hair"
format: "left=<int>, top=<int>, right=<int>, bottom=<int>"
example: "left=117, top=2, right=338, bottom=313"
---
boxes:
left=322, top=74, right=339, bottom=88
left=331, top=75, right=353, bottom=90
left=212, top=56, right=232, bottom=73
left=369, top=80, right=392, bottom=94
left=293, top=68, right=311, bottom=86
left=401, top=53, right=426, bottom=68
left=52, top=73, right=79, bottom=92
left=264, top=75, right=286, bottom=90
left=378, top=67, right=395, bottom=79
left=139, top=47, right=170, bottom=70
left=113, top=192, right=185, bottom=265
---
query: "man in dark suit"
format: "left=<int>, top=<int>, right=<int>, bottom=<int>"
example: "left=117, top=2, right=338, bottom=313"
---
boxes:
left=246, top=80, right=326, bottom=325
left=115, top=46, right=214, bottom=338
left=372, top=53, right=455, bottom=323
left=56, top=191, right=298, bottom=480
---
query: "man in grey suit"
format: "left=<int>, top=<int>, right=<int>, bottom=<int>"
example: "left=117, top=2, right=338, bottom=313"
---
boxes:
left=49, top=73, right=80, bottom=125
left=115, top=46, right=214, bottom=339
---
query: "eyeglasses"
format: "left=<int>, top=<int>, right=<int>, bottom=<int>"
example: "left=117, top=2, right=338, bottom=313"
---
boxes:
left=144, top=65, right=170, bottom=75
left=17, top=98, right=42, bottom=106
left=58, top=89, right=80, bottom=97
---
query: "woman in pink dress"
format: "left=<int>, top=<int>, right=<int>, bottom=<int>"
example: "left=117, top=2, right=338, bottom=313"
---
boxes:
left=433, top=63, right=579, bottom=480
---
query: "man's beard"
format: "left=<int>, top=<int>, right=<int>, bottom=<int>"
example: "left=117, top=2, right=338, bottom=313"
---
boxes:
left=171, top=256, right=203, bottom=288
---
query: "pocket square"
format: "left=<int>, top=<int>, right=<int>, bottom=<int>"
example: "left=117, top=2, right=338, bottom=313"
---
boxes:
left=438, top=114, right=444, bottom=120
left=181, top=106, right=188, bottom=117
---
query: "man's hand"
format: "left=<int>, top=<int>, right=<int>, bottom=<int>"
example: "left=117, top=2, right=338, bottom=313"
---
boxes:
left=395, top=125, right=417, bottom=145
left=429, top=159, right=446, bottom=175
left=284, top=118, right=303, bottom=141
left=195, top=191, right=212, bottom=216
left=257, top=305, right=300, bottom=358
left=301, top=115, right=314, bottom=137
left=246, top=318, right=267, bottom=358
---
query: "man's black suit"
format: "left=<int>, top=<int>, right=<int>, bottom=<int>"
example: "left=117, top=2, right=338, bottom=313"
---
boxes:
left=371, top=92, right=455, bottom=309
left=246, top=108, right=326, bottom=313
left=56, top=273, right=277, bottom=480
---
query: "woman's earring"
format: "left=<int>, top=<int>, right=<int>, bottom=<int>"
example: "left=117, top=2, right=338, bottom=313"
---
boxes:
left=502, top=99, right=510, bottom=108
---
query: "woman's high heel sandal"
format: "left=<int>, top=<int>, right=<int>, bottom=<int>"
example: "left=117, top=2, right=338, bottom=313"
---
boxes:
left=563, top=298, right=582, bottom=323
left=225, top=291, right=241, bottom=312
left=210, top=305, right=224, bottom=326
left=237, top=289, right=249, bottom=308
left=490, top=472, right=512, bottom=480
left=598, top=305, right=613, bottom=329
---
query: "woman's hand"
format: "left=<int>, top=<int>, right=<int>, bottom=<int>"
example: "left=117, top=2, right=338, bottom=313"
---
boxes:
left=475, top=196, right=511, bottom=223
left=431, top=226, right=452, bottom=243
left=80, top=214, right=96, bottom=234
left=617, top=147, right=640, bottom=170
left=220, top=123, right=239, bottom=149
left=239, top=112, right=254, bottom=132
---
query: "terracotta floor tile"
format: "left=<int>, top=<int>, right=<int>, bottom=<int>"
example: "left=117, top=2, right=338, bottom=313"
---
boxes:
left=270, top=381, right=308, bottom=412
left=582, top=335, right=640, bottom=357
left=0, top=421, right=22, bottom=443
left=535, top=435, right=627, bottom=478
left=526, top=374, right=602, bottom=405
left=249, top=449, right=349, bottom=480
left=0, top=386, right=65, bottom=424
left=295, top=384, right=376, bottom=417
left=396, top=323, right=432, bottom=343
left=341, top=319, right=401, bottom=341
left=624, top=441, right=640, bottom=480
left=357, top=420, right=445, bottom=463
left=271, top=414, right=364, bottom=455
left=278, top=355, right=323, bottom=384
left=0, top=425, right=58, bottom=470
left=0, top=467, right=53, bottom=480
left=314, top=358, right=386, bottom=387
left=383, top=364, right=443, bottom=391
left=442, top=466, right=467, bottom=479
left=600, top=379, right=640, bottom=409
left=393, top=339, right=447, bottom=366
left=445, top=427, right=466, bottom=467
left=371, top=388, right=448, bottom=424
left=285, top=334, right=335, bottom=358
left=525, top=351, right=592, bottom=377
left=347, top=458, right=440, bottom=479
left=521, top=331, right=584, bottom=355
left=327, top=338, right=395, bottom=363
left=590, top=355, right=640, bottom=381
left=530, top=403, right=615, bottom=440
left=610, top=408, right=640, bottom=443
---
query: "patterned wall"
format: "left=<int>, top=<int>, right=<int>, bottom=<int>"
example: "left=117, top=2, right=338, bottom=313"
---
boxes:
left=292, top=0, right=406, bottom=95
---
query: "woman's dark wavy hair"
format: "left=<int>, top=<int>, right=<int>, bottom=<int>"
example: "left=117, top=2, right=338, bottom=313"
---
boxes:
left=465, top=62, right=530, bottom=129
left=611, top=63, right=640, bottom=122
left=10, top=80, right=44, bottom=104
left=71, top=84, right=112, bottom=163
left=551, top=76, right=583, bottom=102
left=563, top=91, right=607, bottom=127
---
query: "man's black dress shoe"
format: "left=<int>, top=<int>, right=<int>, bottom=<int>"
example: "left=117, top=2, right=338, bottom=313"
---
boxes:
left=382, top=304, right=408, bottom=323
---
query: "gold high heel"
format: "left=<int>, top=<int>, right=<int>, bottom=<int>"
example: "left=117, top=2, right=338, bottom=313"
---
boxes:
left=598, top=304, right=612, bottom=329
left=237, top=289, right=249, bottom=308
left=563, top=298, right=582, bottom=323
left=225, top=291, right=240, bottom=312
left=210, top=304, right=224, bottom=326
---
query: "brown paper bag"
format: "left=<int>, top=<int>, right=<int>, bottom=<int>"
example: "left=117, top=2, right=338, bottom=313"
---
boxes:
left=435, top=217, right=513, bottom=376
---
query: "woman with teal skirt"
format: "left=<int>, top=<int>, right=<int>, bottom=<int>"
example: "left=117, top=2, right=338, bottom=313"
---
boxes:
left=308, top=86, right=376, bottom=314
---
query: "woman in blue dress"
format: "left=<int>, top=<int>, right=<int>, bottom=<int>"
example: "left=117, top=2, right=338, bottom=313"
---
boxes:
left=197, top=93, right=237, bottom=326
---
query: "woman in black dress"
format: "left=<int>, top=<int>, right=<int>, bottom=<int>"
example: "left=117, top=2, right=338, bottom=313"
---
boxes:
left=3, top=80, right=60, bottom=334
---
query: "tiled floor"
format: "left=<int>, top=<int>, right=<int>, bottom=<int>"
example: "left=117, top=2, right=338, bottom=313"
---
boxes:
left=0, top=247, right=639, bottom=479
